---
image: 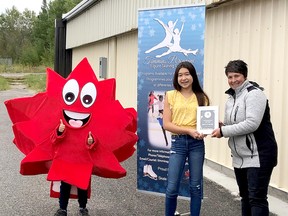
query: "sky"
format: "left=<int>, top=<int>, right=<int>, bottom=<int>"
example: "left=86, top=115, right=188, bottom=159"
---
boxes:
left=0, top=0, right=43, bottom=14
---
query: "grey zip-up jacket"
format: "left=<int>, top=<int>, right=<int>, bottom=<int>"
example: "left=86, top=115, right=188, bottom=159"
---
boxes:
left=221, top=80, right=277, bottom=168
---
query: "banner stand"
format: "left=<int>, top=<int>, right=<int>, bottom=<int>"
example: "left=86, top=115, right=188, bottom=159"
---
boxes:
left=137, top=4, right=206, bottom=214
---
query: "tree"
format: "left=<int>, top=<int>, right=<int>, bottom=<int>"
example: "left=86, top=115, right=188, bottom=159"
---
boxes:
left=0, top=0, right=82, bottom=66
left=0, top=7, right=36, bottom=63
left=32, top=0, right=82, bottom=65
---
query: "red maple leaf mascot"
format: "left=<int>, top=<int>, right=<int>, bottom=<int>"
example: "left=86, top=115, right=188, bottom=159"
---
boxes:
left=5, top=58, right=138, bottom=204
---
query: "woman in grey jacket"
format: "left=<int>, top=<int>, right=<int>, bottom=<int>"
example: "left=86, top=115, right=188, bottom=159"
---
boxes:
left=212, top=60, right=277, bottom=216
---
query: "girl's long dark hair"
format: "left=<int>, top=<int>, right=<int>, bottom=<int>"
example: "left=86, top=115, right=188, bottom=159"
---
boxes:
left=173, top=61, right=210, bottom=106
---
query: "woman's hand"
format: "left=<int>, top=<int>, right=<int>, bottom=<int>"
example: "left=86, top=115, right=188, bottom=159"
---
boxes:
left=211, top=128, right=222, bottom=138
left=219, top=121, right=224, bottom=127
left=211, top=121, right=224, bottom=138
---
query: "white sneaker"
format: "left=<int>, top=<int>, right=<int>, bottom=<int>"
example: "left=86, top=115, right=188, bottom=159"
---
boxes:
left=174, top=211, right=181, bottom=216
left=147, top=165, right=157, bottom=180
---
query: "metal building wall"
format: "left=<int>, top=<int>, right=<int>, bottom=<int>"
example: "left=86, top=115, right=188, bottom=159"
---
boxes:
left=204, top=0, right=288, bottom=194
left=66, top=0, right=288, bottom=196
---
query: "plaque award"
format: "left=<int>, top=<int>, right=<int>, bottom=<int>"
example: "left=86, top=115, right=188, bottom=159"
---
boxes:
left=197, top=106, right=219, bottom=134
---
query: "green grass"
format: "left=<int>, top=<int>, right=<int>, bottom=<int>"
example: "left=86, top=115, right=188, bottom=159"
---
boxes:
left=23, top=73, right=47, bottom=92
left=0, top=64, right=48, bottom=92
left=0, top=75, right=10, bottom=90
left=0, top=64, right=47, bottom=74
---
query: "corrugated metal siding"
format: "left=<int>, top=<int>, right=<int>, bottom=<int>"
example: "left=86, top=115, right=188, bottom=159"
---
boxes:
left=65, top=0, right=237, bottom=49
left=66, top=0, right=138, bottom=49
left=204, top=0, right=288, bottom=192
left=66, top=0, right=209, bottom=49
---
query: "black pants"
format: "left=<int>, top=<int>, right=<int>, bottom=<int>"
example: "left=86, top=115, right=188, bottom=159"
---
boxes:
left=234, top=166, right=274, bottom=216
left=59, top=181, right=88, bottom=210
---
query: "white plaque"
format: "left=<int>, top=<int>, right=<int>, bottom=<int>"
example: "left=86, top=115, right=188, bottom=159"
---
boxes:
left=197, top=106, right=219, bottom=134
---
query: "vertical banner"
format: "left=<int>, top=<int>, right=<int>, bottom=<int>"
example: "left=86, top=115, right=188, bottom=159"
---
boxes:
left=137, top=5, right=205, bottom=197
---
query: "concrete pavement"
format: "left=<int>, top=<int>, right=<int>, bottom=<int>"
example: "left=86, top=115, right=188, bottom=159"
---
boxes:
left=0, top=86, right=286, bottom=216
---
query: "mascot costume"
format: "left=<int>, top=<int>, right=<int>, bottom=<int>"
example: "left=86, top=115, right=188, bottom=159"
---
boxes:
left=5, top=57, right=138, bottom=198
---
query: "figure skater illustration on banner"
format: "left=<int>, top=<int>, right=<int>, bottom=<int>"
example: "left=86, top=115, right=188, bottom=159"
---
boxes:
left=145, top=18, right=178, bottom=54
left=145, top=18, right=198, bottom=58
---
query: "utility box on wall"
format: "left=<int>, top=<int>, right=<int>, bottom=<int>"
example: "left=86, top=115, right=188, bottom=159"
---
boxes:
left=99, top=57, right=107, bottom=79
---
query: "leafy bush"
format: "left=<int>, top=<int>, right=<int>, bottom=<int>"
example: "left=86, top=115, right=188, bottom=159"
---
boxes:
left=19, top=44, right=41, bottom=66
left=23, top=73, right=46, bottom=92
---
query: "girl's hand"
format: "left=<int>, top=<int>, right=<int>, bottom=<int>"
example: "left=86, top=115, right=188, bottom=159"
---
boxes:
left=188, top=129, right=204, bottom=140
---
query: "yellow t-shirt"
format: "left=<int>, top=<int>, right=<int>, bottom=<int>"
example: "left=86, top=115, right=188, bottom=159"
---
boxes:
left=166, top=90, right=198, bottom=129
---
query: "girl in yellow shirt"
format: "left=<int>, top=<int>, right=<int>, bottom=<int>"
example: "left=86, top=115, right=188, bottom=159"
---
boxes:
left=163, top=61, right=209, bottom=216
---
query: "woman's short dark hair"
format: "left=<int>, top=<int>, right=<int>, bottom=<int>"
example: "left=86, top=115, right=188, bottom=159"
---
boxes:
left=225, top=60, right=248, bottom=78
left=172, top=61, right=209, bottom=106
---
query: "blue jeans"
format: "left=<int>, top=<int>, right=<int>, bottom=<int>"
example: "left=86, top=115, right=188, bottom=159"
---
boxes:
left=234, top=166, right=274, bottom=216
left=165, top=135, right=205, bottom=216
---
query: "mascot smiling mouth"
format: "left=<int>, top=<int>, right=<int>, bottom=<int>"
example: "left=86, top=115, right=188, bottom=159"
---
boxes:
left=63, top=110, right=90, bottom=128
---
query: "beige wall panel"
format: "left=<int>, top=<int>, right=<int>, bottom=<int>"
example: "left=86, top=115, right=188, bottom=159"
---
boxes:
left=204, top=0, right=288, bottom=192
left=71, top=42, right=109, bottom=78
left=204, top=5, right=233, bottom=169
left=115, top=31, right=138, bottom=109
left=268, top=0, right=288, bottom=190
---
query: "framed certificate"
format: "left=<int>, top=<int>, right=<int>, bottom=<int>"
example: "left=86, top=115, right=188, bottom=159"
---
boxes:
left=197, top=106, right=219, bottom=134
